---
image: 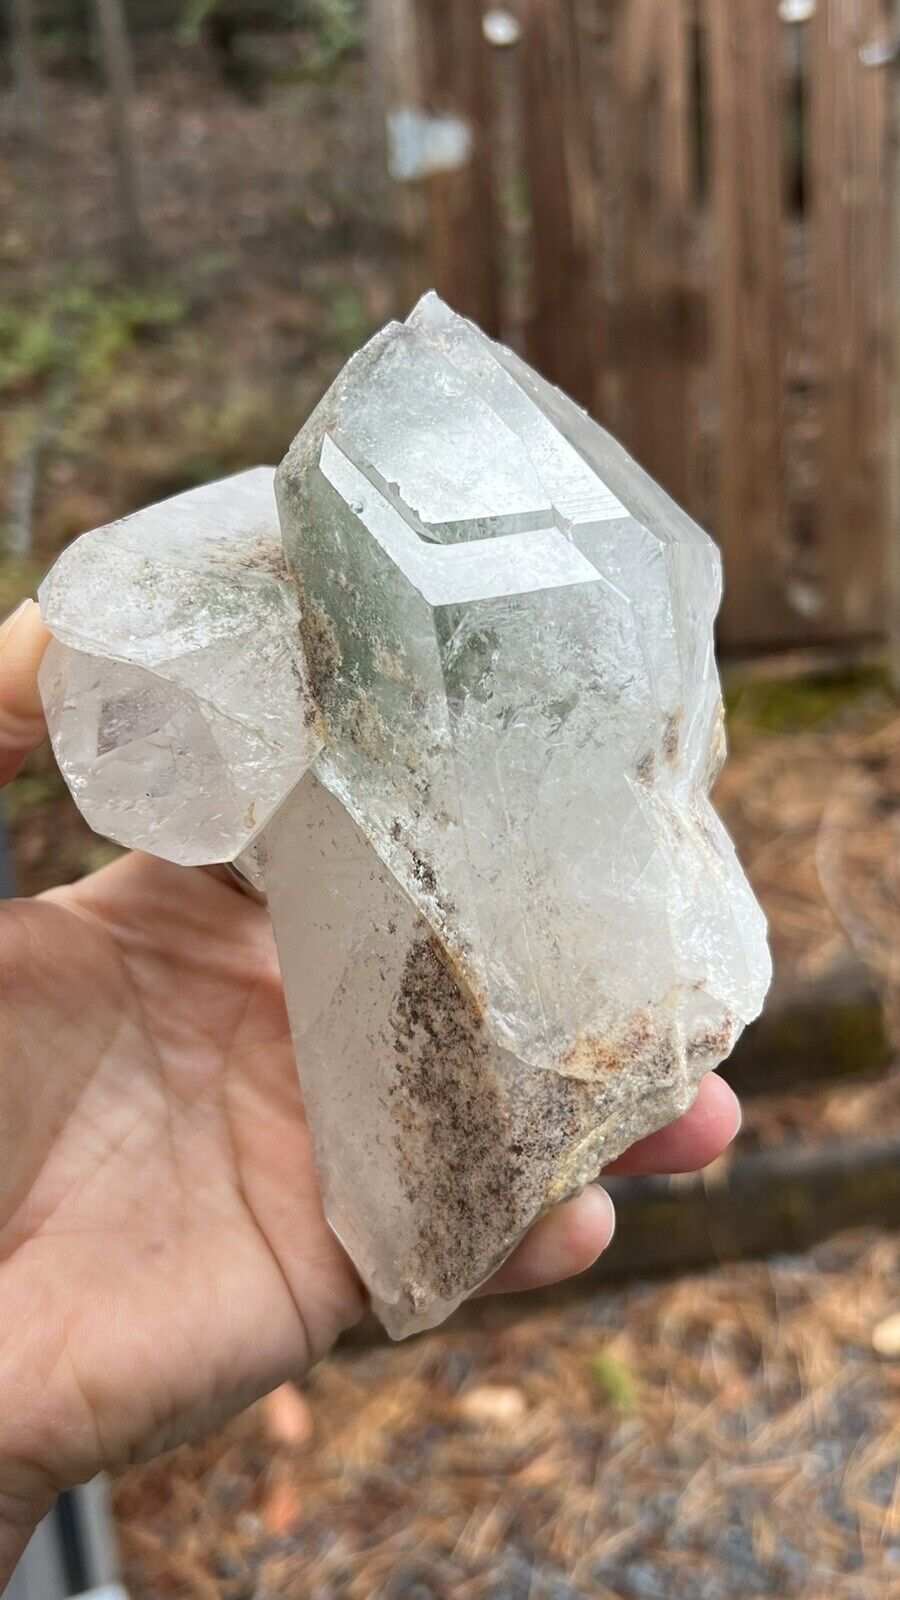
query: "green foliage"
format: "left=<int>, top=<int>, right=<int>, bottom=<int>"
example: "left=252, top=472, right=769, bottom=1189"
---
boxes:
left=0, top=280, right=190, bottom=400
left=0, top=557, right=45, bottom=617
left=2, top=770, right=66, bottom=825
left=181, top=0, right=221, bottom=36
left=81, top=841, right=126, bottom=873
left=588, top=1351, right=640, bottom=1413
left=502, top=170, right=531, bottom=226
left=306, top=0, right=362, bottom=77
left=181, top=0, right=363, bottom=77
left=0, top=303, right=57, bottom=393
left=182, top=0, right=306, bottom=34
left=328, top=287, right=369, bottom=353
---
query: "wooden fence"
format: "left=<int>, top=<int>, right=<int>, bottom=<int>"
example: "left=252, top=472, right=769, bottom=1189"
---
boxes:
left=379, top=0, right=894, bottom=652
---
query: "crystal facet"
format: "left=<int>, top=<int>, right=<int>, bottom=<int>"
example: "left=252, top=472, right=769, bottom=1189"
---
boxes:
left=39, top=470, right=321, bottom=865
left=39, top=296, right=772, bottom=1338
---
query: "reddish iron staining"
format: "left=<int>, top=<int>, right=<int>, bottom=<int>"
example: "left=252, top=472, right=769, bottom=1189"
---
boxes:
left=663, top=709, right=684, bottom=764
left=299, top=600, right=342, bottom=707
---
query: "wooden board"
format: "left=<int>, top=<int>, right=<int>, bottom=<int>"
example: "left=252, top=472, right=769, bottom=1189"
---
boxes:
left=519, top=0, right=606, bottom=413
left=810, top=0, right=890, bottom=639
left=616, top=0, right=697, bottom=511
left=706, top=0, right=788, bottom=647
left=414, top=0, right=502, bottom=334
left=368, top=0, right=433, bottom=314
left=377, top=0, right=894, bottom=653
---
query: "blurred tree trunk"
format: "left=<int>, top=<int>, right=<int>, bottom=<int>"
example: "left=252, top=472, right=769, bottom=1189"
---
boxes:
left=8, top=0, right=44, bottom=141
left=90, top=0, right=147, bottom=274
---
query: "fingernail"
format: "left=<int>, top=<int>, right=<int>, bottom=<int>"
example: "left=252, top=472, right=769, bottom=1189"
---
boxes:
left=0, top=599, right=34, bottom=646
left=713, top=1072, right=743, bottom=1142
left=587, top=1184, right=616, bottom=1247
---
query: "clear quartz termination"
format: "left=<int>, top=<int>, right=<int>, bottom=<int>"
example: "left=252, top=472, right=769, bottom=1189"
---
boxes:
left=39, top=294, right=771, bottom=1338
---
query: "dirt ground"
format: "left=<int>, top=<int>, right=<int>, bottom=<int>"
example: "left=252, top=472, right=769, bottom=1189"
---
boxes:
left=113, top=1233, right=899, bottom=1600
left=2, top=38, right=898, bottom=1600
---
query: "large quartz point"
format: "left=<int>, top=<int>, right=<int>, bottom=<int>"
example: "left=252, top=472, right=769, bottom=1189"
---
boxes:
left=39, top=295, right=771, bottom=1338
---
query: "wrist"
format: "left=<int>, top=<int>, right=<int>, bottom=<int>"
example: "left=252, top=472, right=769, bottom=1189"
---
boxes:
left=0, top=1453, right=56, bottom=1589
left=0, top=1321, right=73, bottom=1586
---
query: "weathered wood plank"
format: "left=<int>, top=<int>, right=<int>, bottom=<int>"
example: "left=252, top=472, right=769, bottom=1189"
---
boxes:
left=519, top=0, right=606, bottom=413
left=811, top=0, right=889, bottom=641
left=369, top=0, right=432, bottom=314
left=706, top=0, right=788, bottom=647
left=372, top=0, right=892, bottom=655
left=616, top=0, right=696, bottom=508
left=413, top=0, right=502, bottom=334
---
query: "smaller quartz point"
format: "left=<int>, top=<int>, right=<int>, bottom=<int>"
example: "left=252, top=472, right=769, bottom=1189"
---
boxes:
left=39, top=470, right=321, bottom=864
left=39, top=298, right=772, bottom=1339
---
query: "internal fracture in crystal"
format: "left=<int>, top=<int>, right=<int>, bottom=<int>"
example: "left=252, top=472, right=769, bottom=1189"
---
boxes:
left=39, top=295, right=772, bottom=1338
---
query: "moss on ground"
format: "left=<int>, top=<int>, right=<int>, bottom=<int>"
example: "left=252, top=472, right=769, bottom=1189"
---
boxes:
left=724, top=663, right=897, bottom=740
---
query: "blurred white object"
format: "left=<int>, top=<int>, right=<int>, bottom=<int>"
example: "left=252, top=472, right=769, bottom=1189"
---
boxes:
left=387, top=107, right=473, bottom=181
left=483, top=8, right=521, bottom=48
left=779, top=0, right=816, bottom=22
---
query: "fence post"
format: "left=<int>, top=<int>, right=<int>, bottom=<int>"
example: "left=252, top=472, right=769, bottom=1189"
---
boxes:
left=707, top=0, right=787, bottom=649
left=413, top=0, right=502, bottom=333
left=519, top=0, right=605, bottom=414
left=616, top=0, right=695, bottom=509
left=369, top=0, right=433, bottom=315
left=811, top=0, right=889, bottom=640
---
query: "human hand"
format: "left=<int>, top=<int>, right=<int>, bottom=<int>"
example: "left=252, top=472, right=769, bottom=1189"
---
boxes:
left=0, top=599, right=742, bottom=1582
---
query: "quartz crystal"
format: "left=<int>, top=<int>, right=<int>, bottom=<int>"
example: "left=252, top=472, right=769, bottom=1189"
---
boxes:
left=39, top=470, right=321, bottom=864
left=39, top=295, right=771, bottom=1338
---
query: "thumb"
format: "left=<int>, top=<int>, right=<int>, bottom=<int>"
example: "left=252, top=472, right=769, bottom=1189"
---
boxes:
left=0, top=601, right=51, bottom=787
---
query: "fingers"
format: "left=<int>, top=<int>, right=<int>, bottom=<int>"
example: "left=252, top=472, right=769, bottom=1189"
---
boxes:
left=0, top=601, right=50, bottom=787
left=477, top=1186, right=615, bottom=1298
left=603, top=1071, right=741, bottom=1176
left=474, top=1074, right=741, bottom=1303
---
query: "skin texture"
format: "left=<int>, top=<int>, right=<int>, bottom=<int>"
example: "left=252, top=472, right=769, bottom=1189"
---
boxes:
left=0, top=601, right=742, bottom=1583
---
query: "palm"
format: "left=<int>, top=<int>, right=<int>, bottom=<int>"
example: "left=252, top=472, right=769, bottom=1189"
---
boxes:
left=0, top=851, right=363, bottom=1496
left=0, top=600, right=742, bottom=1582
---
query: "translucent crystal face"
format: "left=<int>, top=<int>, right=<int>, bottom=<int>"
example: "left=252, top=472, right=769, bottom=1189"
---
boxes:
left=39, top=297, right=771, bottom=1338
left=275, top=296, right=769, bottom=1075
left=39, top=470, right=321, bottom=864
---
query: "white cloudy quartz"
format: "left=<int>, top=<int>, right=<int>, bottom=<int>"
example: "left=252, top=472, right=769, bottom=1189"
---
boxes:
left=39, top=296, right=771, bottom=1338
left=39, top=469, right=321, bottom=864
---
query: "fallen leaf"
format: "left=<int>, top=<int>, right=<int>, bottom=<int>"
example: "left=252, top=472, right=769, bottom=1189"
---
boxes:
left=458, top=1385, right=527, bottom=1427
left=262, top=1383, right=314, bottom=1447
left=262, top=1478, right=302, bottom=1536
left=871, top=1312, right=900, bottom=1358
left=588, top=1351, right=640, bottom=1412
